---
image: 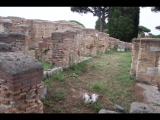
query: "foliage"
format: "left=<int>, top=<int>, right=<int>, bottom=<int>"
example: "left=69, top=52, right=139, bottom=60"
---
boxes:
left=71, top=7, right=109, bottom=32
left=88, top=80, right=107, bottom=93
left=52, top=71, right=65, bottom=82
left=108, top=7, right=140, bottom=42
left=151, top=7, right=160, bottom=12
left=69, top=20, right=85, bottom=27
left=95, top=18, right=108, bottom=32
left=152, top=34, right=160, bottom=38
left=138, top=25, right=151, bottom=34
left=52, top=89, right=66, bottom=101
left=41, top=61, right=52, bottom=70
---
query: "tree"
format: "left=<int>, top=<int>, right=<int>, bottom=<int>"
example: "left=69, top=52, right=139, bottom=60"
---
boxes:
left=69, top=20, right=85, bottom=27
left=155, top=25, right=160, bottom=30
left=151, top=7, right=160, bottom=31
left=108, top=7, right=140, bottom=42
left=152, top=34, right=160, bottom=38
left=138, top=25, right=151, bottom=34
left=71, top=7, right=109, bottom=32
left=151, top=7, right=160, bottom=12
left=95, top=18, right=108, bottom=32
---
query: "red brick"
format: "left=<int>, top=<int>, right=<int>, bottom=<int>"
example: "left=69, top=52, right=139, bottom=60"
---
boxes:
left=19, top=103, right=29, bottom=110
left=25, top=107, right=36, bottom=113
left=0, top=100, right=9, bottom=104
left=8, top=89, right=21, bottom=95
left=35, top=103, right=43, bottom=109
left=7, top=108, right=18, bottom=113
left=22, top=86, right=30, bottom=92
left=36, top=88, right=44, bottom=94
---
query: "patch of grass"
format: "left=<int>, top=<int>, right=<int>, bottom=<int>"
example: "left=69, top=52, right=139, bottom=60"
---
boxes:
left=70, top=72, right=79, bottom=78
left=51, top=107, right=63, bottom=113
left=88, top=80, right=107, bottom=93
left=93, top=52, right=103, bottom=58
left=52, top=89, right=66, bottom=101
left=63, top=61, right=88, bottom=79
left=51, top=71, right=65, bottom=82
left=80, top=100, right=104, bottom=112
left=91, top=102, right=104, bottom=112
left=41, top=99, right=54, bottom=107
left=40, top=61, right=52, bottom=70
left=105, top=49, right=118, bottom=54
left=150, top=102, right=160, bottom=107
left=91, top=64, right=99, bottom=70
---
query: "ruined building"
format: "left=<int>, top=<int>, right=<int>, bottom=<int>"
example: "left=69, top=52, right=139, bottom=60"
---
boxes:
left=0, top=16, right=132, bottom=68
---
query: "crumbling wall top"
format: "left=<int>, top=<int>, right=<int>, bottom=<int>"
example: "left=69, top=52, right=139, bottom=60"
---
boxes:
left=133, top=38, right=160, bottom=43
left=0, top=32, right=25, bottom=39
left=0, top=52, right=42, bottom=75
left=98, top=32, right=109, bottom=37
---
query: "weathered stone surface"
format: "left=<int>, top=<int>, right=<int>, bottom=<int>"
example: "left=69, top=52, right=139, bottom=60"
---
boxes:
left=0, top=52, right=43, bottom=113
left=130, top=102, right=160, bottom=113
left=0, top=52, right=42, bottom=75
left=117, top=45, right=125, bottom=51
left=113, top=104, right=125, bottom=112
left=136, top=83, right=160, bottom=105
left=0, top=43, right=12, bottom=52
left=39, top=84, right=47, bottom=99
left=98, top=109, right=118, bottom=113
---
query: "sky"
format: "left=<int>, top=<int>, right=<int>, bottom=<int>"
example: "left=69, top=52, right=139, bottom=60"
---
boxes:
left=0, top=7, right=160, bottom=35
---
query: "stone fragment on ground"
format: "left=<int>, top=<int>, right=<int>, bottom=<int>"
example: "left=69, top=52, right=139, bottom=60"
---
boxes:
left=113, top=104, right=125, bottom=112
left=136, top=83, right=160, bottom=105
left=130, top=102, right=160, bottom=113
left=98, top=109, right=118, bottom=113
left=39, top=84, right=47, bottom=99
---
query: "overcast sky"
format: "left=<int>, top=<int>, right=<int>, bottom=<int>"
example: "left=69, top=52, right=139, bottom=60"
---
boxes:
left=0, top=7, right=160, bottom=35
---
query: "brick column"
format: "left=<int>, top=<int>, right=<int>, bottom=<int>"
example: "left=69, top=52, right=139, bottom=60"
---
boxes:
left=0, top=52, right=44, bottom=113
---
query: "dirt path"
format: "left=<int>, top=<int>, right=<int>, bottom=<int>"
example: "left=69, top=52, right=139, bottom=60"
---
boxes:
left=42, top=51, right=145, bottom=113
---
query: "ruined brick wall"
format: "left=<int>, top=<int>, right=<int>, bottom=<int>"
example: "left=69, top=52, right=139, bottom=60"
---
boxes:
left=0, top=19, right=12, bottom=33
left=0, top=17, right=84, bottom=51
left=36, top=30, right=82, bottom=67
left=0, top=32, right=27, bottom=54
left=0, top=16, right=133, bottom=68
left=130, top=38, right=160, bottom=85
left=108, top=37, right=118, bottom=50
left=0, top=52, right=44, bottom=113
left=81, top=29, right=99, bottom=56
left=97, top=32, right=109, bottom=53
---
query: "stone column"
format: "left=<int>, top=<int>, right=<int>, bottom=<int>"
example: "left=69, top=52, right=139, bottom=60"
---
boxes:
left=0, top=52, right=44, bottom=113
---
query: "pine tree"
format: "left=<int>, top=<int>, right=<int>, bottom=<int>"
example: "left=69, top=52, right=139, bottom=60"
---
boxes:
left=108, top=7, right=140, bottom=42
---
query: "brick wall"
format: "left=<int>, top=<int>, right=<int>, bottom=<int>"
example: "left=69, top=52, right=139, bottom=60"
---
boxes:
left=130, top=38, right=160, bottom=85
left=0, top=52, right=44, bottom=113
left=0, top=32, right=27, bottom=54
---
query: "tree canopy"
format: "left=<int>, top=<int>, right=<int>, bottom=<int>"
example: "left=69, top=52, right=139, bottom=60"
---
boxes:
left=108, top=7, right=140, bottom=42
left=95, top=18, right=108, bottom=31
left=138, top=25, right=151, bottom=34
left=151, top=7, right=160, bottom=12
left=71, top=7, right=109, bottom=32
left=69, top=20, right=85, bottom=27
